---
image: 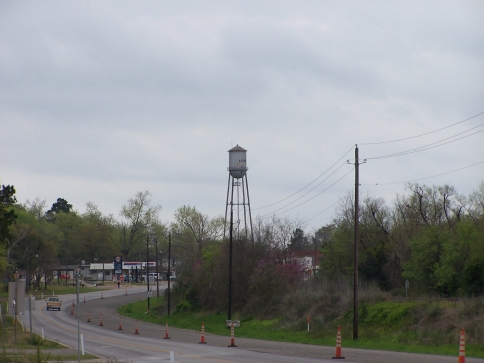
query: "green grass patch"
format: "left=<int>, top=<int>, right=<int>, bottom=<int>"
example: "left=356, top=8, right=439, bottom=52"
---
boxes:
left=27, top=284, right=110, bottom=297
left=1, top=281, right=145, bottom=300
left=119, top=298, right=484, bottom=358
left=0, top=314, right=99, bottom=361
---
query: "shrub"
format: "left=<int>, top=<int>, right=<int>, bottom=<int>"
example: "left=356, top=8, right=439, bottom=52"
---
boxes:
left=174, top=300, right=192, bottom=314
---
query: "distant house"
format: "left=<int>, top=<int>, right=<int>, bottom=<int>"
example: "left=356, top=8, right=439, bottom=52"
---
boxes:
left=289, top=249, right=323, bottom=279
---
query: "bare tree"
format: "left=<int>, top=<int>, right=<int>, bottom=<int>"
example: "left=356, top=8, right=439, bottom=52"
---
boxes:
left=172, top=205, right=224, bottom=257
left=119, top=191, right=161, bottom=259
left=24, top=198, right=47, bottom=220
left=468, top=181, right=484, bottom=222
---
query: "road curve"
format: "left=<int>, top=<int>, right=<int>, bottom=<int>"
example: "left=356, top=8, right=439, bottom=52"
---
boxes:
left=20, top=286, right=483, bottom=363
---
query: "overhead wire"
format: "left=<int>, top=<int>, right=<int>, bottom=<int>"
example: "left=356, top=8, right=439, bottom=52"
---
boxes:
left=260, top=161, right=349, bottom=216
left=361, top=160, right=484, bottom=186
left=360, top=111, right=484, bottom=145
left=253, top=112, right=483, bottom=225
left=303, top=199, right=340, bottom=224
left=366, top=126, right=483, bottom=160
left=262, top=168, right=353, bottom=218
left=253, top=144, right=354, bottom=210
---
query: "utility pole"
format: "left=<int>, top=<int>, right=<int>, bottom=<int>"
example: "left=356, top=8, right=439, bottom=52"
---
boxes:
left=146, top=235, right=150, bottom=312
left=348, top=145, right=366, bottom=340
left=155, top=237, right=159, bottom=298
left=353, top=145, right=360, bottom=340
left=167, top=232, right=171, bottom=315
left=348, top=144, right=364, bottom=340
left=76, top=267, right=81, bottom=363
left=313, top=236, right=317, bottom=277
left=228, top=207, right=233, bottom=321
left=14, top=272, right=18, bottom=344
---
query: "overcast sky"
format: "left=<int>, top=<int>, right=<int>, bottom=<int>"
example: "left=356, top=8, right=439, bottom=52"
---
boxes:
left=1, top=1, right=483, bottom=233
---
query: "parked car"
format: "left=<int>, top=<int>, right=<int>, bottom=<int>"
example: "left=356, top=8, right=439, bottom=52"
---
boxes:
left=46, top=296, right=62, bottom=311
left=163, top=272, right=176, bottom=281
left=142, top=272, right=161, bottom=281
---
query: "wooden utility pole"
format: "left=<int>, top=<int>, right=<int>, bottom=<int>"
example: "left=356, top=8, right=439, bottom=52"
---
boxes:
left=147, top=235, right=150, bottom=311
left=167, top=232, right=171, bottom=315
left=353, top=145, right=360, bottom=340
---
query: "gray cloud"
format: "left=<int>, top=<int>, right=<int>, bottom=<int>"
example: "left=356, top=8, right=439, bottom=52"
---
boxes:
left=1, top=1, right=483, bottom=230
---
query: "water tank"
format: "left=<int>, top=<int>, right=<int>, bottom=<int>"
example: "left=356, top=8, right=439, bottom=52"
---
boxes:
left=228, top=144, right=247, bottom=179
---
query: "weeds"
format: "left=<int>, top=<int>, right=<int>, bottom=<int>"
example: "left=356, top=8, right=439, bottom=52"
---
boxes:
left=118, top=278, right=484, bottom=358
left=24, top=334, right=45, bottom=347
left=28, top=346, right=50, bottom=363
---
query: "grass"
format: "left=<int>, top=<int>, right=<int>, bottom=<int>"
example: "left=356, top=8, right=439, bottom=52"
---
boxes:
left=0, top=283, right=113, bottom=301
left=118, top=297, right=484, bottom=359
left=0, top=309, right=99, bottom=362
left=1, top=280, right=149, bottom=300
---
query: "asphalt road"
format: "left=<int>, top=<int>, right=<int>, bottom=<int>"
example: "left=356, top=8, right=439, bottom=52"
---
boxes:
left=19, top=285, right=484, bottom=363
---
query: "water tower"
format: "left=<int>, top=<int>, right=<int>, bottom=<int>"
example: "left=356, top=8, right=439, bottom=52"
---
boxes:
left=224, top=144, right=253, bottom=241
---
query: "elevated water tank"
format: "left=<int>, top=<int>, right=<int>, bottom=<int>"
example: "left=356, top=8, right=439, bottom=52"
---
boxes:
left=228, top=144, right=247, bottom=179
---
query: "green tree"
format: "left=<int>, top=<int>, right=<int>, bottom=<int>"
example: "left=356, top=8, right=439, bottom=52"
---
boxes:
left=46, top=198, right=73, bottom=222
left=434, top=220, right=484, bottom=296
left=403, top=226, right=448, bottom=293
left=6, top=207, right=57, bottom=289
left=321, top=223, right=353, bottom=280
left=51, top=211, right=83, bottom=261
left=48, top=198, right=73, bottom=214
left=0, top=185, right=17, bottom=244
left=290, top=228, right=310, bottom=251
left=75, top=202, right=117, bottom=263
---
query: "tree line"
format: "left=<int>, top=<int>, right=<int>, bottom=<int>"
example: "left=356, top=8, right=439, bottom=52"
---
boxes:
left=0, top=181, right=483, bottom=312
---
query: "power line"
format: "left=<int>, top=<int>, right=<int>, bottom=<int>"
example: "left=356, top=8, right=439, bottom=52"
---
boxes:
left=253, top=145, right=354, bottom=210
left=360, top=111, right=484, bottom=145
left=303, top=199, right=340, bottom=225
left=361, top=160, right=484, bottom=186
left=366, top=128, right=483, bottom=160
left=262, top=168, right=353, bottom=218
left=261, top=162, right=349, bottom=216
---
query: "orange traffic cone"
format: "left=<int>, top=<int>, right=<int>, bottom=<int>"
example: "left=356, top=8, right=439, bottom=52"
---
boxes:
left=87, top=311, right=91, bottom=323
left=117, top=316, right=123, bottom=330
left=133, top=319, right=140, bottom=334
left=332, top=326, right=345, bottom=359
left=228, top=323, right=237, bottom=347
left=163, top=321, right=171, bottom=339
left=458, top=328, right=465, bottom=363
left=199, top=322, right=207, bottom=344
left=99, top=313, right=104, bottom=326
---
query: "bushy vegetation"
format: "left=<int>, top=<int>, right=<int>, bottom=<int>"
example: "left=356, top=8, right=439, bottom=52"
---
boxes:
left=1, top=180, right=483, bottom=340
left=122, top=281, right=484, bottom=357
left=166, top=182, right=484, bottom=322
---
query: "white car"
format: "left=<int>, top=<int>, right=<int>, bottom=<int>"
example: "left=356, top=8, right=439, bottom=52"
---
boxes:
left=142, top=273, right=161, bottom=281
